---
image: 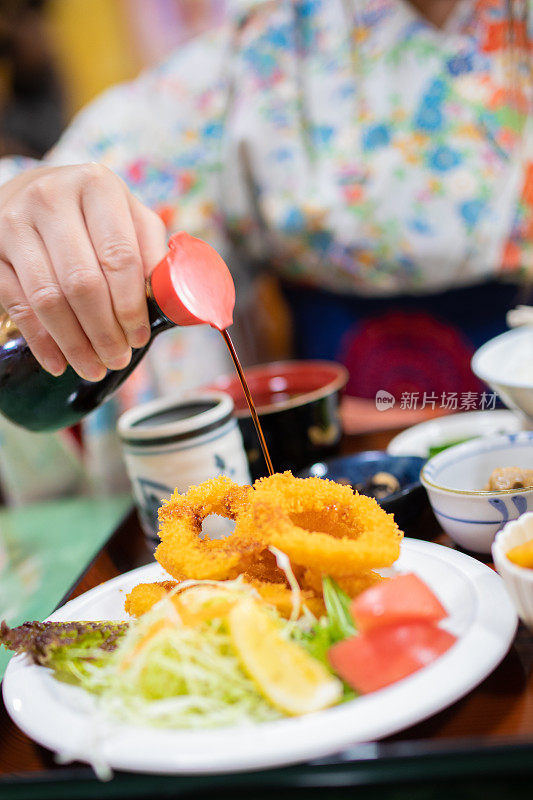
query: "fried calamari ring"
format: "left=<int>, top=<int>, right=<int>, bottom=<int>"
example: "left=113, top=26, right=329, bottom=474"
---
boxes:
left=241, top=547, right=290, bottom=585
left=239, top=472, right=402, bottom=576
left=151, top=472, right=402, bottom=617
left=251, top=581, right=326, bottom=618
left=124, top=579, right=324, bottom=620
left=125, top=581, right=178, bottom=617
left=300, top=568, right=384, bottom=597
left=155, top=476, right=261, bottom=581
left=237, top=472, right=364, bottom=541
left=125, top=581, right=251, bottom=623
left=250, top=503, right=400, bottom=575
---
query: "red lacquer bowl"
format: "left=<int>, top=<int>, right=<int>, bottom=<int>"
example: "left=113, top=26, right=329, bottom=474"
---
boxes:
left=205, top=360, right=348, bottom=479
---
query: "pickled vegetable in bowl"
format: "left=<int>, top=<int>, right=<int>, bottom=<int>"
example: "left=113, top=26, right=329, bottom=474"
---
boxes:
left=421, top=431, right=533, bottom=553
left=485, top=467, right=533, bottom=491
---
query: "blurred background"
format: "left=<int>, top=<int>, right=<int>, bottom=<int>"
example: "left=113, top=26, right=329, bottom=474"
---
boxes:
left=0, top=0, right=226, bottom=158
left=0, top=0, right=231, bottom=506
left=0, top=0, right=530, bottom=506
left=0, top=3, right=237, bottom=639
left=0, top=0, right=530, bottom=659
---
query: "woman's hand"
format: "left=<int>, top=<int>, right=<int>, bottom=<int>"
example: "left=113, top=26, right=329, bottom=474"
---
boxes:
left=0, top=163, right=168, bottom=380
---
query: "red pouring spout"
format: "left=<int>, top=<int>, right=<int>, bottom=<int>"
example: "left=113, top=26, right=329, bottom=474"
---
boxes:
left=150, top=232, right=235, bottom=331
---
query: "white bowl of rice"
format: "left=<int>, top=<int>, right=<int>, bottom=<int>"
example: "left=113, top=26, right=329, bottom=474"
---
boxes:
left=472, top=328, right=533, bottom=426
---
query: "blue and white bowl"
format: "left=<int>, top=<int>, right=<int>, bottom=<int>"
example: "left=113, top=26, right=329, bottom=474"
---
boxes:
left=420, top=431, right=533, bottom=553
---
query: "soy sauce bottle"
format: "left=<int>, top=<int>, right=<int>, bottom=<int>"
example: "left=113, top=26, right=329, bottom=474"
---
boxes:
left=0, top=233, right=235, bottom=432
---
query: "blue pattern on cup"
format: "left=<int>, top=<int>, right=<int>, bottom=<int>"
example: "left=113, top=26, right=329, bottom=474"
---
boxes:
left=137, top=477, right=174, bottom=536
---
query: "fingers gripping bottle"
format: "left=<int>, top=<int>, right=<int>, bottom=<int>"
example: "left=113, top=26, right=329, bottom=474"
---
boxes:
left=0, top=233, right=235, bottom=432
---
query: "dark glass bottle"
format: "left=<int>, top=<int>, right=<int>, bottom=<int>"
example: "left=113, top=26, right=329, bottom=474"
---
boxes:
left=0, top=232, right=235, bottom=432
left=0, top=294, right=174, bottom=432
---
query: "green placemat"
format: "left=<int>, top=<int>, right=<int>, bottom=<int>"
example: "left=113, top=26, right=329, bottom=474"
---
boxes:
left=0, top=493, right=131, bottom=678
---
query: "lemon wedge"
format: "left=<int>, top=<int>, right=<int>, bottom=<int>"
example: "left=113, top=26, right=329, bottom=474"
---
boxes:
left=228, top=598, right=342, bottom=715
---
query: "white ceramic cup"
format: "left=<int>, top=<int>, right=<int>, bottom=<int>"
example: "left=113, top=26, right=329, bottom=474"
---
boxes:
left=117, top=392, right=251, bottom=540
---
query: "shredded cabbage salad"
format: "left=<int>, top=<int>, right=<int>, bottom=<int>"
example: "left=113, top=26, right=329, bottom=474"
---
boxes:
left=79, top=594, right=281, bottom=729
left=1, top=567, right=356, bottom=734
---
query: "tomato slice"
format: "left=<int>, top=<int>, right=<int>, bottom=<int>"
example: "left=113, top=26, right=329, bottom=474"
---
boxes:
left=350, top=573, right=447, bottom=633
left=328, top=621, right=456, bottom=693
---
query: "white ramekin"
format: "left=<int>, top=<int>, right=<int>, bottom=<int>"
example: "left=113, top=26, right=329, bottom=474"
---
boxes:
left=492, top=512, right=533, bottom=630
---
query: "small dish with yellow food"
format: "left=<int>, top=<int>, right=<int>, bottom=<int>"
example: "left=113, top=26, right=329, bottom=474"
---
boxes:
left=492, top=512, right=533, bottom=630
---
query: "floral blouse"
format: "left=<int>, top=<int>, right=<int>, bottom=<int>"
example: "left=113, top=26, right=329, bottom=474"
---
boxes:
left=2, top=0, right=531, bottom=290
left=0, top=0, right=531, bottom=474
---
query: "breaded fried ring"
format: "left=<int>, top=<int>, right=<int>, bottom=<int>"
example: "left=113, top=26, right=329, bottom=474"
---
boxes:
left=125, top=581, right=248, bottom=623
left=125, top=581, right=178, bottom=617
left=301, top=568, right=384, bottom=597
left=125, top=579, right=323, bottom=620
left=151, top=472, right=402, bottom=617
left=155, top=476, right=261, bottom=581
left=238, top=473, right=365, bottom=541
left=240, top=473, right=402, bottom=575
left=241, top=547, right=289, bottom=585
left=251, top=502, right=400, bottom=575
left=252, top=581, right=326, bottom=618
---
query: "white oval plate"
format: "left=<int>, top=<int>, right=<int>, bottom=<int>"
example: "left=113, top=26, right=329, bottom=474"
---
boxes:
left=2, top=539, right=517, bottom=775
left=387, top=410, right=522, bottom=458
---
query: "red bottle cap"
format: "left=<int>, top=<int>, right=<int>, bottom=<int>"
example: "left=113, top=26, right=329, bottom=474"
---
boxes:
left=150, top=232, right=235, bottom=330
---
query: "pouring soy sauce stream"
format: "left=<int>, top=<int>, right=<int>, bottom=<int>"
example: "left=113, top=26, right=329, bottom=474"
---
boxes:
left=0, top=232, right=275, bottom=476
left=221, top=329, right=274, bottom=477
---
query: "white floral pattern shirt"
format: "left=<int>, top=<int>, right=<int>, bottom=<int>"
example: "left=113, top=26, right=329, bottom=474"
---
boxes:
left=0, top=0, right=531, bottom=434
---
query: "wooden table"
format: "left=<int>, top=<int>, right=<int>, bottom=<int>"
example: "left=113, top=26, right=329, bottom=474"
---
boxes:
left=0, top=430, right=532, bottom=800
